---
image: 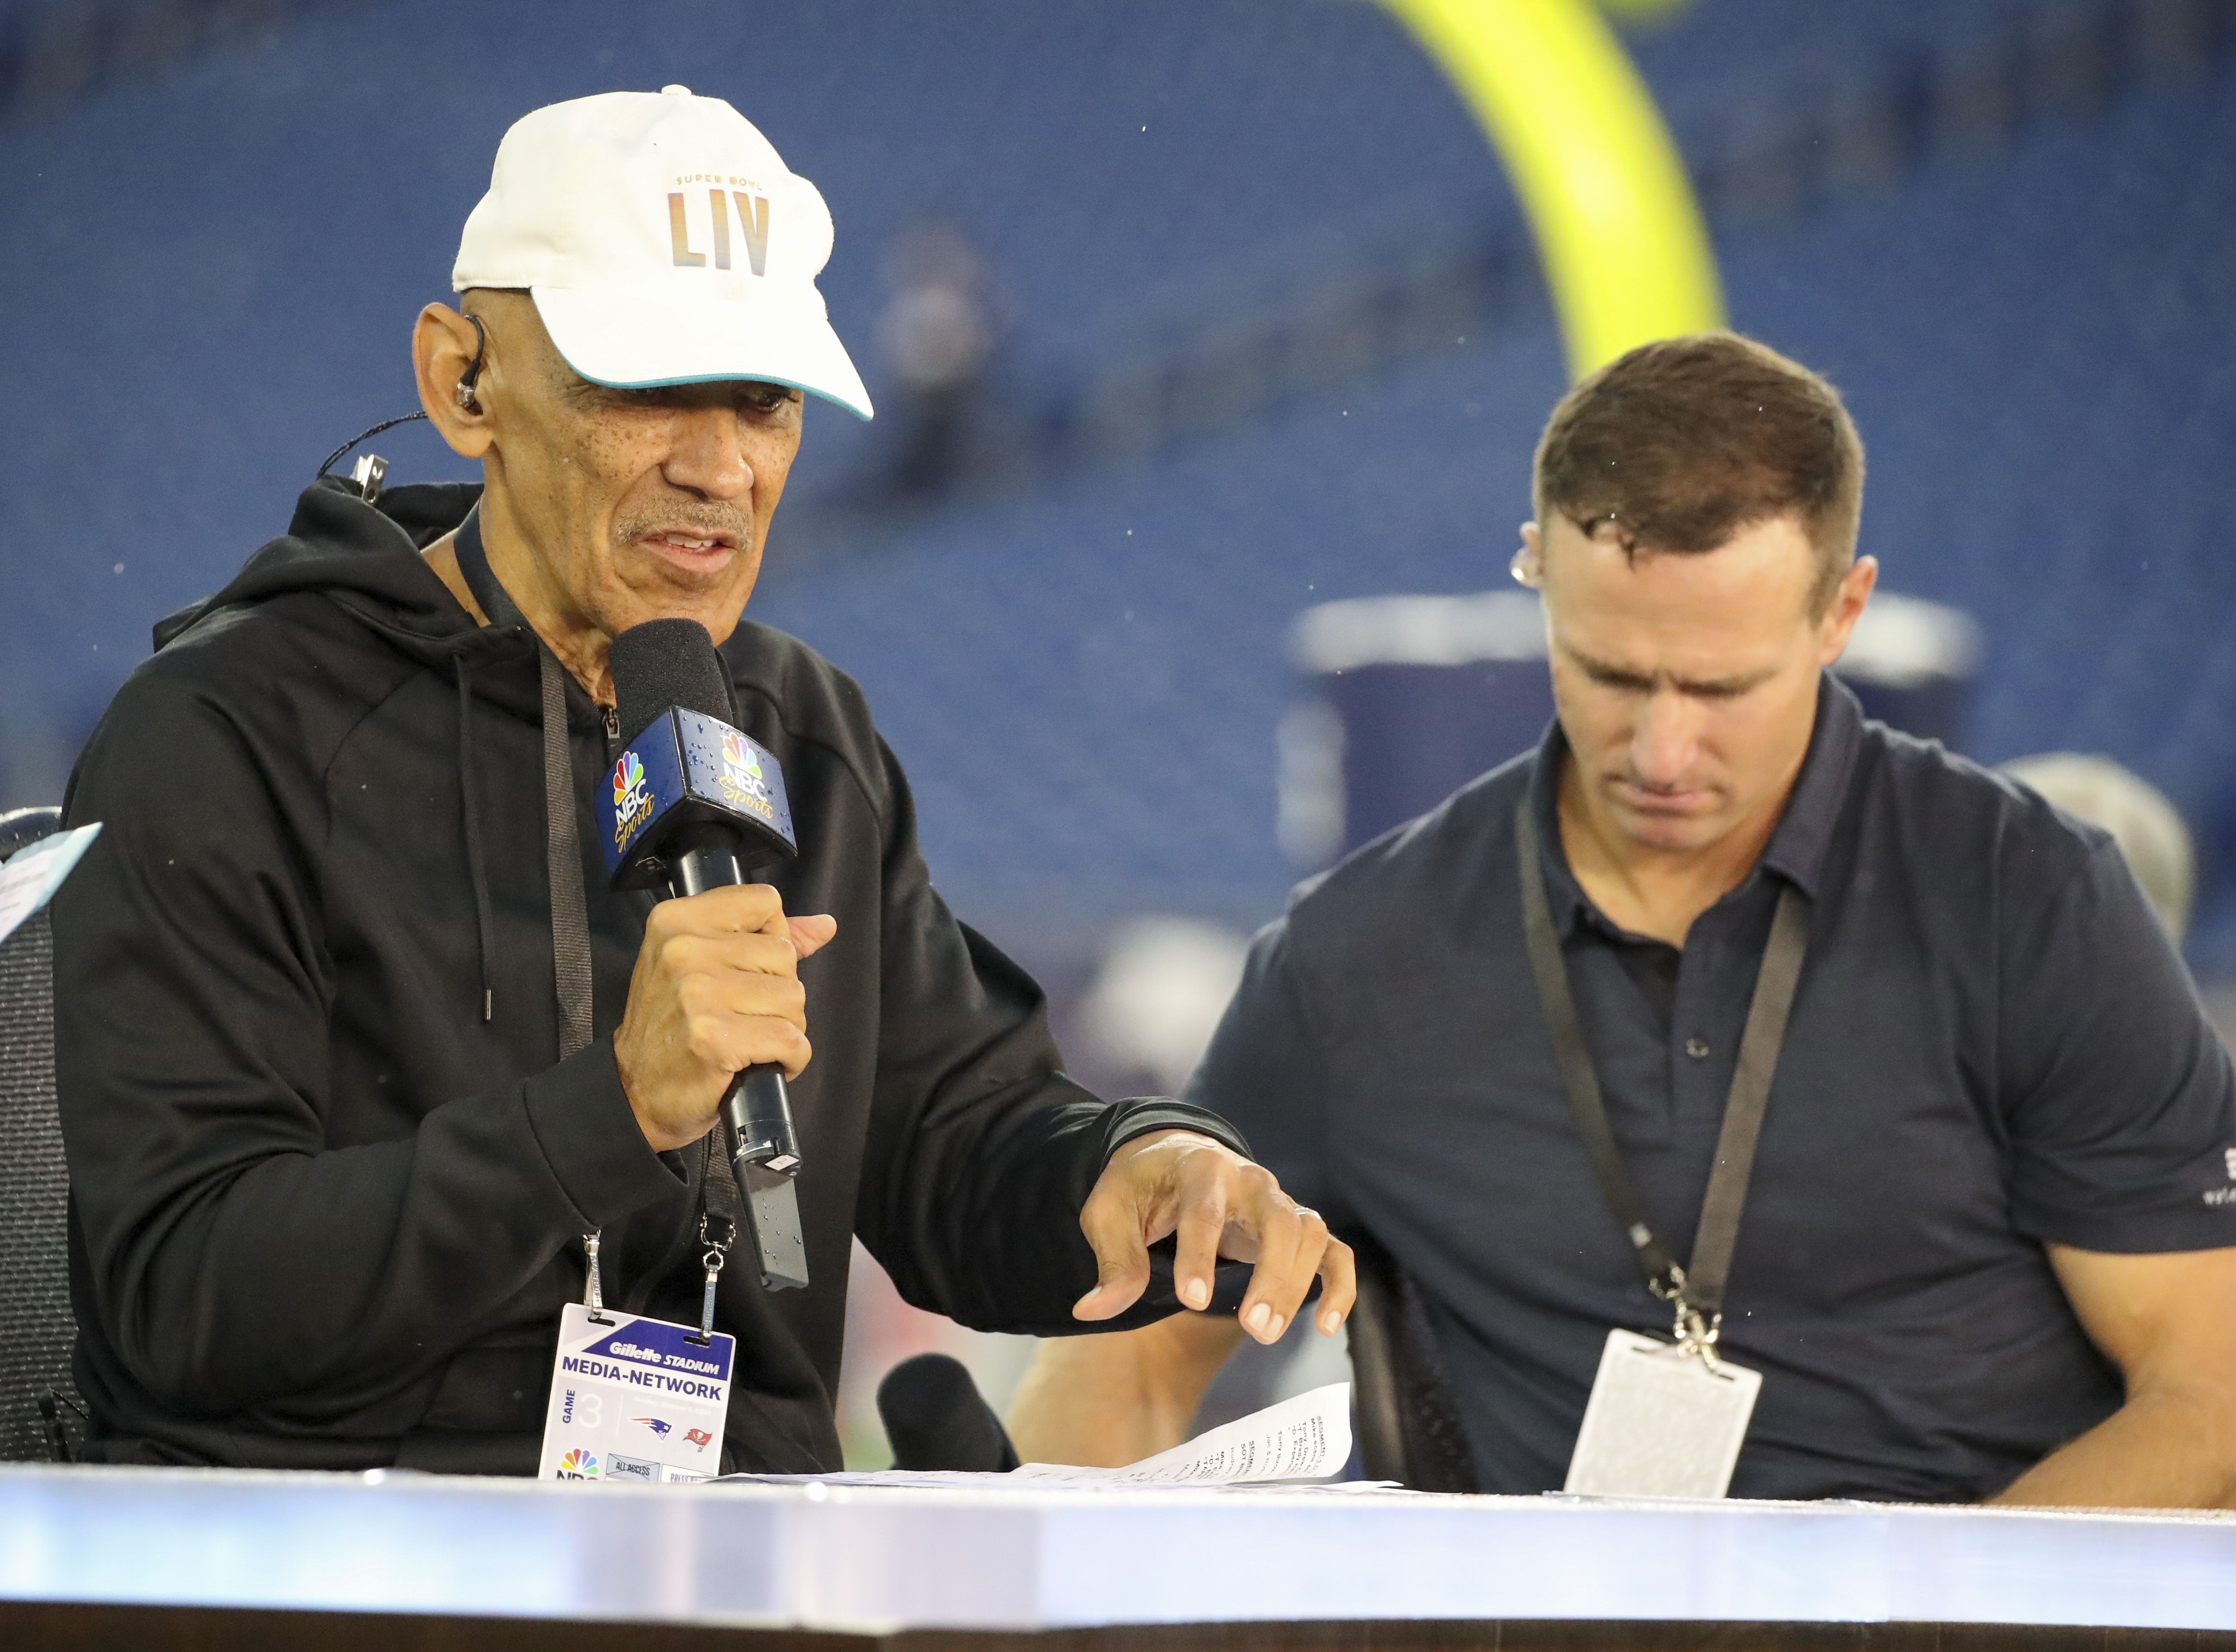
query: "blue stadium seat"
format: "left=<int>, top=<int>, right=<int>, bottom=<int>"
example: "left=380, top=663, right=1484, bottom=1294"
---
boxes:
left=6, top=0, right=2236, bottom=962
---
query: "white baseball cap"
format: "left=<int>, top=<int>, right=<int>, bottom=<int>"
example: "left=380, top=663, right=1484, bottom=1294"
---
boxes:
left=453, top=86, right=873, bottom=420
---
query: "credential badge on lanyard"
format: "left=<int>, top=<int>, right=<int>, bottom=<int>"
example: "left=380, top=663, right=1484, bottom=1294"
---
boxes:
left=537, top=1151, right=740, bottom=1485
left=1514, top=795, right=1808, bottom=1500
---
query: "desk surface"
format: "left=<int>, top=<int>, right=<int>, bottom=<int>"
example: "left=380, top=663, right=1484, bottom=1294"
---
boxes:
left=4, top=1464, right=2234, bottom=1637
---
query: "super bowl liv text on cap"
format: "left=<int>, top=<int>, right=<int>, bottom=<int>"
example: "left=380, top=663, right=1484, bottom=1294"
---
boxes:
left=453, top=85, right=873, bottom=419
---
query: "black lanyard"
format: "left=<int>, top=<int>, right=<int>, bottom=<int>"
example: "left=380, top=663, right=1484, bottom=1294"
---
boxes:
left=456, top=508, right=596, bottom=1064
left=455, top=509, right=745, bottom=1322
left=1515, top=793, right=1809, bottom=1350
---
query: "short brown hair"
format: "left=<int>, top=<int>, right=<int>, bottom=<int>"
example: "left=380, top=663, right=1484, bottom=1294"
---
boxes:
left=1532, top=331, right=1866, bottom=616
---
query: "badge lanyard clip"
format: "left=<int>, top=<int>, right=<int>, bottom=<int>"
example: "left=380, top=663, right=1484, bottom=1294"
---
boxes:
left=1515, top=794, right=1810, bottom=1367
left=1647, top=1262, right=1722, bottom=1370
left=692, top=1212, right=736, bottom=1346
left=582, top=1230, right=613, bottom=1324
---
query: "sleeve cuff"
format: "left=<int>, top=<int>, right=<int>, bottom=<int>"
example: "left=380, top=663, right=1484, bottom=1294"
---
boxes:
left=519, top=1037, right=685, bottom=1229
left=1096, top=1095, right=1253, bottom=1169
left=2014, top=1197, right=2236, bottom=1256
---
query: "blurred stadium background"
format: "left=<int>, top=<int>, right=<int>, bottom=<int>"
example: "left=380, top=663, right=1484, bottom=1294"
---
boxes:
left=5, top=0, right=2236, bottom=1464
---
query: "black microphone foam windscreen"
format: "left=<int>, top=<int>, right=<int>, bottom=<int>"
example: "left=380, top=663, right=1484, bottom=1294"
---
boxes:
left=609, top=618, right=736, bottom=749
left=876, top=1352, right=1023, bottom=1474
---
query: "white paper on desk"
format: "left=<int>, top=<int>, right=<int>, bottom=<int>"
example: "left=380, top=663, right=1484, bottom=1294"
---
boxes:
left=720, top=1382, right=1360, bottom=1492
left=0, top=824, right=99, bottom=948
left=1016, top=1380, right=1353, bottom=1487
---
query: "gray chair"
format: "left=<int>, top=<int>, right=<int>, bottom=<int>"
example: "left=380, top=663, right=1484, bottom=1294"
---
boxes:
left=0, top=805, right=83, bottom=1461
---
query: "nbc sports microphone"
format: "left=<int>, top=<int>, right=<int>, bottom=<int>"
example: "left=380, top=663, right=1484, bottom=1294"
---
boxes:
left=599, top=617, right=809, bottom=1291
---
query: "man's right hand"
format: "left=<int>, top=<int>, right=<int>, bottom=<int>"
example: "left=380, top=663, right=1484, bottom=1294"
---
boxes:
left=613, top=884, right=837, bottom=1153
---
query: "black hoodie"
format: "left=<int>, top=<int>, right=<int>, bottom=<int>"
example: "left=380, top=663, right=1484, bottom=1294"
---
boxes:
left=53, top=477, right=1239, bottom=1473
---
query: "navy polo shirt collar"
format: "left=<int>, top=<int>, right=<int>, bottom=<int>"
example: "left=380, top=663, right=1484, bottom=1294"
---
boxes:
left=1527, top=671, right=1867, bottom=940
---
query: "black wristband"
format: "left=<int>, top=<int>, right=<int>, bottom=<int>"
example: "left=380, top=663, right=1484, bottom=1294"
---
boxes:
left=1096, top=1095, right=1253, bottom=1170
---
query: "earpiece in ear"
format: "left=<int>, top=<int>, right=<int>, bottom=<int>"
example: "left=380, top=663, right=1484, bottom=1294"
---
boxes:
left=454, top=312, right=490, bottom=416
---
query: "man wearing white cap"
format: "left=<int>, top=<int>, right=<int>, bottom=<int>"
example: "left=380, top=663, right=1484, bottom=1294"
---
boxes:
left=50, top=89, right=1350, bottom=1474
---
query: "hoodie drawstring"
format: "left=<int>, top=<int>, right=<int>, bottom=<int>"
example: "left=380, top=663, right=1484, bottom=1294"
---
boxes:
left=454, top=655, right=496, bottom=1023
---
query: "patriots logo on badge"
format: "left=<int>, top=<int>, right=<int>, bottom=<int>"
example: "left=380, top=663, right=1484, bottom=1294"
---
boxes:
left=685, top=1427, right=714, bottom=1450
left=633, top=1417, right=673, bottom=1437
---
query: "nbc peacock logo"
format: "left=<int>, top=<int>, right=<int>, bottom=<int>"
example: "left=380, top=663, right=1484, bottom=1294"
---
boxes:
left=611, top=751, right=654, bottom=847
left=557, top=1448, right=600, bottom=1480
left=720, top=729, right=767, bottom=798
left=613, top=751, right=646, bottom=810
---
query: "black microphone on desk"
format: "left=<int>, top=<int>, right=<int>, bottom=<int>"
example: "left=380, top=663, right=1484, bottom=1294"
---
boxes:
left=878, top=1354, right=1022, bottom=1473
left=600, top=617, right=809, bottom=1292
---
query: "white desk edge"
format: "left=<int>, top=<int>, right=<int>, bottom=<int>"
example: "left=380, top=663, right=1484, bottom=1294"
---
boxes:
left=4, top=1464, right=2233, bottom=1634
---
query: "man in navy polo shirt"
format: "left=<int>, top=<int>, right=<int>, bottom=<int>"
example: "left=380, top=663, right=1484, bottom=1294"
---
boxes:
left=1009, top=332, right=2236, bottom=1506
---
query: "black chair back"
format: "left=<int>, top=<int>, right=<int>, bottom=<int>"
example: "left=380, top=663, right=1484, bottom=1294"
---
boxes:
left=0, top=806, right=83, bottom=1461
left=1345, top=1226, right=1478, bottom=1493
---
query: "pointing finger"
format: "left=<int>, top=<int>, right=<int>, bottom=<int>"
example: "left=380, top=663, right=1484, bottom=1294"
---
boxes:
left=1234, top=1182, right=1322, bottom=1344
left=1168, top=1173, right=1229, bottom=1314
left=1314, top=1236, right=1358, bottom=1335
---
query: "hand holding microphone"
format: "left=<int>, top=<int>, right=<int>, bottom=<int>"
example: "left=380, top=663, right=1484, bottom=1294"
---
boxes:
left=612, top=885, right=832, bottom=1153
left=600, top=617, right=830, bottom=1289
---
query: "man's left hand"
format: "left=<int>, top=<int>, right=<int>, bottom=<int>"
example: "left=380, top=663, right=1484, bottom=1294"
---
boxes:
left=1073, top=1129, right=1355, bottom=1344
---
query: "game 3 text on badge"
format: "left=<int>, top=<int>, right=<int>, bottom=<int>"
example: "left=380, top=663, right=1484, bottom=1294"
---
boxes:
left=560, top=1356, right=723, bottom=1398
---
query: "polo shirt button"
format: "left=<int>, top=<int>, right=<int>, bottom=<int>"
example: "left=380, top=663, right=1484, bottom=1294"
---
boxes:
left=1685, top=1037, right=1710, bottom=1059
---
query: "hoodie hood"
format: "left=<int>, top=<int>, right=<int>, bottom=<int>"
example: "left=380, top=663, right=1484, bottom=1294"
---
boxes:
left=149, top=474, right=532, bottom=1040
left=154, top=478, right=488, bottom=660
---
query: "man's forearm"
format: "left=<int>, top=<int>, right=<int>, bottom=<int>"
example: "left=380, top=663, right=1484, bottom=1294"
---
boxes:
left=1993, top=1380, right=2236, bottom=1508
left=1006, top=1315, right=1244, bottom=1468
